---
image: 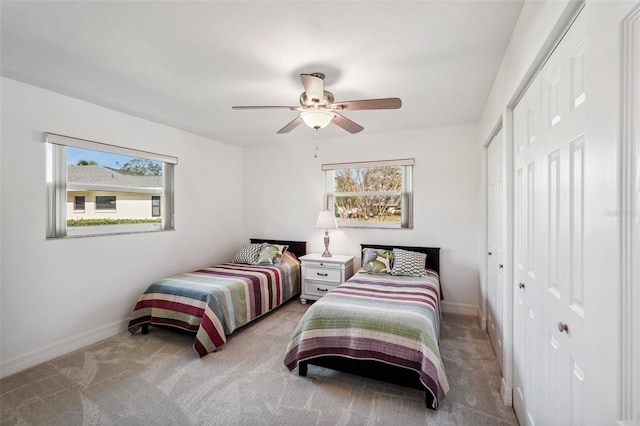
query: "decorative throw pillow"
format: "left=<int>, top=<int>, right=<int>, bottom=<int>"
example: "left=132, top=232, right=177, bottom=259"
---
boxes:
left=268, top=244, right=288, bottom=255
left=254, top=244, right=286, bottom=265
left=361, top=248, right=379, bottom=264
left=361, top=248, right=394, bottom=274
left=391, top=248, right=427, bottom=277
left=232, top=243, right=264, bottom=264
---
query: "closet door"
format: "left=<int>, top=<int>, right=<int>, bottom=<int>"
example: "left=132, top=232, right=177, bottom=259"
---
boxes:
left=538, top=11, right=587, bottom=426
left=511, top=4, right=627, bottom=423
left=487, top=127, right=505, bottom=370
left=512, top=74, right=541, bottom=426
left=513, top=10, right=591, bottom=426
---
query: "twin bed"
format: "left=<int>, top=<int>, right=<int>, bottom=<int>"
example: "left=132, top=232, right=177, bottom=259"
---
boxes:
left=128, top=241, right=449, bottom=409
left=128, top=239, right=306, bottom=356
left=283, top=244, right=449, bottom=409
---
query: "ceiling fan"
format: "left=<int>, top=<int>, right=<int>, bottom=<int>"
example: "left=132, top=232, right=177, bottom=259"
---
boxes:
left=232, top=72, right=402, bottom=134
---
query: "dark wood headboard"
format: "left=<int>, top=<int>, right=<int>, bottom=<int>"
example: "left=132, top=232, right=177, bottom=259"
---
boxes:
left=250, top=238, right=307, bottom=259
left=360, top=244, right=440, bottom=274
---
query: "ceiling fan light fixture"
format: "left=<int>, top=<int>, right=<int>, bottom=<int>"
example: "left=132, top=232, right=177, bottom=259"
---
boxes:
left=300, top=108, right=334, bottom=130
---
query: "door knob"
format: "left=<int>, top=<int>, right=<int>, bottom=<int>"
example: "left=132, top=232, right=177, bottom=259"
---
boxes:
left=519, top=282, right=525, bottom=289
left=557, top=322, right=569, bottom=333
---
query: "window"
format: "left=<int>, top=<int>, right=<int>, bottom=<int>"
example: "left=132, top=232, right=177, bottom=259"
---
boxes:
left=95, top=196, right=116, bottom=211
left=45, top=133, right=177, bottom=238
left=74, top=196, right=85, bottom=212
left=151, top=196, right=161, bottom=217
left=322, top=159, right=414, bottom=229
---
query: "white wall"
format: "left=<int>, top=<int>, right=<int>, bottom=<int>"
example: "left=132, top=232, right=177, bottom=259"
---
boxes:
left=478, top=0, right=581, bottom=140
left=0, top=78, right=244, bottom=376
left=243, top=124, right=482, bottom=314
left=582, top=3, right=640, bottom=422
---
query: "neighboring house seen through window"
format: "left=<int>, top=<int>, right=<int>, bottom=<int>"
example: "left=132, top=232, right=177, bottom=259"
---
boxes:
left=322, top=159, right=414, bottom=229
left=45, top=133, right=177, bottom=238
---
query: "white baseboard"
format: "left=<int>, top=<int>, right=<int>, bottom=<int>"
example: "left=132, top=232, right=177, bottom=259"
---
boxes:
left=500, top=377, right=513, bottom=406
left=479, top=310, right=487, bottom=331
left=441, top=301, right=480, bottom=317
left=0, top=318, right=129, bottom=378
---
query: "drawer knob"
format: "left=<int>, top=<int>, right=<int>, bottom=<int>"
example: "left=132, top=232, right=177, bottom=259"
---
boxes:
left=317, top=287, right=328, bottom=292
left=316, top=272, right=328, bottom=277
left=519, top=282, right=525, bottom=289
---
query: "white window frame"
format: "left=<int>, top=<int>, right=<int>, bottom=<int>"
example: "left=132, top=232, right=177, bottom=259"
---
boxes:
left=45, top=132, right=177, bottom=238
left=322, top=158, right=414, bottom=229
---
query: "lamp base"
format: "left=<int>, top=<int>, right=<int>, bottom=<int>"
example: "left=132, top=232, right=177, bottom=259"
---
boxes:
left=322, top=230, right=332, bottom=257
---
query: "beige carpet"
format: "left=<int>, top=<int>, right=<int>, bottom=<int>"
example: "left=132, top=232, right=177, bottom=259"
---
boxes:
left=1, top=300, right=518, bottom=425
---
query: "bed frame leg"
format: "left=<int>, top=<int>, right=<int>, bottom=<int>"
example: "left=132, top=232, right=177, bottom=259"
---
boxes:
left=298, top=362, right=308, bottom=376
left=426, top=392, right=437, bottom=410
left=142, top=324, right=149, bottom=334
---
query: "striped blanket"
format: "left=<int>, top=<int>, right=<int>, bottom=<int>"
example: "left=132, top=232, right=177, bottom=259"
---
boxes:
left=283, top=271, right=449, bottom=408
left=129, top=252, right=300, bottom=357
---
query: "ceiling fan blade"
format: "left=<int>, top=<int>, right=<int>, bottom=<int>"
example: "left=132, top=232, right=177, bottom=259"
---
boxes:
left=300, top=73, right=325, bottom=104
left=277, top=116, right=304, bottom=134
left=232, top=105, right=300, bottom=110
left=332, top=113, right=364, bottom=134
left=333, top=98, right=402, bottom=111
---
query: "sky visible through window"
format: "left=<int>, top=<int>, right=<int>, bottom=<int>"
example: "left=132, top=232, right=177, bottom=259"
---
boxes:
left=67, top=146, right=160, bottom=170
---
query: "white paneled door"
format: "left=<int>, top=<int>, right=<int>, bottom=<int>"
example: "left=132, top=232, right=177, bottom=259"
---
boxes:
left=513, top=73, right=541, bottom=426
left=512, top=9, right=590, bottom=426
left=538, top=11, right=587, bottom=426
left=487, top=126, right=505, bottom=371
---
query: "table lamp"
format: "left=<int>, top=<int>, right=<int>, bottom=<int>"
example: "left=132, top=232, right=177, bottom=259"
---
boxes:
left=315, top=210, right=337, bottom=257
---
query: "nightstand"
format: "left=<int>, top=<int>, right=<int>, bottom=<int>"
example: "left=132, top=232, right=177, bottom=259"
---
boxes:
left=299, top=253, right=355, bottom=304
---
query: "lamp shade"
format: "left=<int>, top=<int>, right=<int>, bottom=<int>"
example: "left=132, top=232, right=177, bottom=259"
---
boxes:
left=301, top=109, right=334, bottom=130
left=316, top=210, right=337, bottom=229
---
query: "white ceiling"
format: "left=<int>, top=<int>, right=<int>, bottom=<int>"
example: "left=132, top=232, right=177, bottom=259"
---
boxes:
left=0, top=0, right=524, bottom=147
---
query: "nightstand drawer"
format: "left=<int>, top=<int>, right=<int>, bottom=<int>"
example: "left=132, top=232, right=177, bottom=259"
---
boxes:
left=303, top=281, right=337, bottom=297
left=304, top=266, right=342, bottom=283
left=298, top=253, right=355, bottom=305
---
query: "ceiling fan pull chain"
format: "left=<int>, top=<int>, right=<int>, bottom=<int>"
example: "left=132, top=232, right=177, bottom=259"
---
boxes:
left=313, top=129, right=319, bottom=158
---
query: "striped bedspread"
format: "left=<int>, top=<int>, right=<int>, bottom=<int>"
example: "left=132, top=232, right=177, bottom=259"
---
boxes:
left=129, top=252, right=300, bottom=357
left=283, top=271, right=449, bottom=408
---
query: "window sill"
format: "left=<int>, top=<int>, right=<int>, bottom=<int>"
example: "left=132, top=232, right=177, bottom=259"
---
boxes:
left=47, top=225, right=174, bottom=239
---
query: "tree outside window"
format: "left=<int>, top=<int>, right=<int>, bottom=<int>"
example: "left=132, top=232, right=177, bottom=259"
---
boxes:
left=323, top=159, right=413, bottom=229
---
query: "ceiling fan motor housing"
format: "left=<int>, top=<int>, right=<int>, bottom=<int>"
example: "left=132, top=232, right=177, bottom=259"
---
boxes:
left=300, top=90, right=334, bottom=108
